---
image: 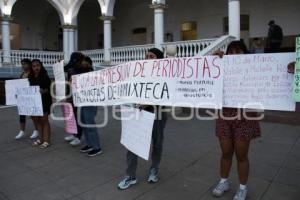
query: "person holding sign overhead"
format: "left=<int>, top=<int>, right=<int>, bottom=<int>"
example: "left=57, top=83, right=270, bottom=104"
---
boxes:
left=29, top=59, right=53, bottom=149
left=15, top=58, right=39, bottom=140
left=211, top=41, right=261, bottom=200
left=118, top=48, right=168, bottom=190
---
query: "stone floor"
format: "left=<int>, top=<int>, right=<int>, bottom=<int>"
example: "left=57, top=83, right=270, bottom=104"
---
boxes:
left=0, top=106, right=299, bottom=200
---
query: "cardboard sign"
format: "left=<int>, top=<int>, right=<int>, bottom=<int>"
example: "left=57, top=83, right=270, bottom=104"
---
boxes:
left=16, top=86, right=43, bottom=116
left=293, top=37, right=300, bottom=101
left=120, top=105, right=155, bottom=160
left=223, top=53, right=296, bottom=111
left=52, top=60, right=66, bottom=101
left=62, top=103, right=78, bottom=134
left=5, top=79, right=29, bottom=105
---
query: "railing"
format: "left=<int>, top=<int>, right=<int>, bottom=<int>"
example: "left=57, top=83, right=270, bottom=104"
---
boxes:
left=162, top=38, right=217, bottom=57
left=198, top=35, right=236, bottom=56
left=110, top=44, right=155, bottom=64
left=81, top=49, right=104, bottom=67
left=10, top=50, right=63, bottom=67
left=0, top=36, right=234, bottom=69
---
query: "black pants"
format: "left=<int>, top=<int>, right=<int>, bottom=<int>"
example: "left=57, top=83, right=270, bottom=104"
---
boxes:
left=19, top=115, right=26, bottom=124
left=73, top=106, right=83, bottom=139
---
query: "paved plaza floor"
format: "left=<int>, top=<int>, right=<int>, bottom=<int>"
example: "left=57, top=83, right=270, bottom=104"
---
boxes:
left=0, top=106, right=299, bottom=200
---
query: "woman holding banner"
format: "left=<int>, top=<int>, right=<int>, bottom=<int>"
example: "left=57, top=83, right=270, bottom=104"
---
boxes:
left=29, top=59, right=53, bottom=149
left=15, top=58, right=39, bottom=140
left=118, top=48, right=168, bottom=190
left=212, top=41, right=261, bottom=200
left=65, top=54, right=102, bottom=156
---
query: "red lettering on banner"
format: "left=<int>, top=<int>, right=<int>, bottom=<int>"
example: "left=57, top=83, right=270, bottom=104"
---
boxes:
left=203, top=58, right=211, bottom=78
left=212, top=57, right=221, bottom=79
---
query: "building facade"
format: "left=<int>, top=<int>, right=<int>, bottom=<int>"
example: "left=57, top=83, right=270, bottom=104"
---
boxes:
left=0, top=0, right=299, bottom=67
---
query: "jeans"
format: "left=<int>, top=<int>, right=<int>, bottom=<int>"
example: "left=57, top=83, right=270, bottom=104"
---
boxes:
left=80, top=106, right=101, bottom=150
left=126, top=112, right=168, bottom=177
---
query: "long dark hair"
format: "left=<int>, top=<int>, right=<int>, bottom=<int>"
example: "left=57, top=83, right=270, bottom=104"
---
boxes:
left=226, top=40, right=249, bottom=55
left=29, top=59, right=48, bottom=78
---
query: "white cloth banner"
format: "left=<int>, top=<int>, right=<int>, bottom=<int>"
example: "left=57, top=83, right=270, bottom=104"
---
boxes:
left=223, top=53, right=296, bottom=111
left=120, top=105, right=155, bottom=160
left=16, top=86, right=44, bottom=116
left=5, top=79, right=29, bottom=105
left=52, top=60, right=66, bottom=101
left=72, top=56, right=224, bottom=109
left=71, top=53, right=296, bottom=111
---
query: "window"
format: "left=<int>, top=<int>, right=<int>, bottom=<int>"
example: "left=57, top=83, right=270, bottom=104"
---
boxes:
left=181, top=21, right=197, bottom=41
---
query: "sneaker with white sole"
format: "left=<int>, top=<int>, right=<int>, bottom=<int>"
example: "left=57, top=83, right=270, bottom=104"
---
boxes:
left=87, top=149, right=102, bottom=157
left=70, top=138, right=81, bottom=146
left=64, top=135, right=76, bottom=142
left=212, top=180, right=230, bottom=197
left=147, top=168, right=159, bottom=183
left=118, top=176, right=137, bottom=190
left=80, top=146, right=93, bottom=153
left=233, top=188, right=247, bottom=200
left=30, top=130, right=39, bottom=139
left=15, top=131, right=25, bottom=140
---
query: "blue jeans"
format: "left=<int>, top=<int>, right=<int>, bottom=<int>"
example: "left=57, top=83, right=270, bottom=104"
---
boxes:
left=80, top=106, right=101, bottom=150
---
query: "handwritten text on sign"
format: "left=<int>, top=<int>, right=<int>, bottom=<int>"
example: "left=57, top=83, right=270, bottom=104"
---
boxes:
left=62, top=103, right=78, bottom=134
left=52, top=60, right=66, bottom=101
left=72, top=56, right=224, bottom=108
left=223, top=53, right=296, bottom=111
left=16, top=86, right=44, bottom=116
left=120, top=105, right=155, bottom=160
left=293, top=37, right=300, bottom=102
left=5, top=79, right=29, bottom=106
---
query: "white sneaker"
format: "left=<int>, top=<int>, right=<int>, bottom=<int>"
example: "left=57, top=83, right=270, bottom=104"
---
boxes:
left=30, top=130, right=39, bottom=139
left=64, top=135, right=76, bottom=142
left=212, top=180, right=230, bottom=197
left=15, top=131, right=25, bottom=140
left=70, top=138, right=81, bottom=146
left=233, top=188, right=247, bottom=200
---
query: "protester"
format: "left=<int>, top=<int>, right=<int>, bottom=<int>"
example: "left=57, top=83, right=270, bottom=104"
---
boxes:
left=212, top=41, right=261, bottom=200
left=118, top=48, right=168, bottom=190
left=78, top=56, right=102, bottom=157
left=15, top=58, right=39, bottom=140
left=29, top=59, right=52, bottom=148
left=64, top=52, right=85, bottom=146
left=266, top=20, right=283, bottom=53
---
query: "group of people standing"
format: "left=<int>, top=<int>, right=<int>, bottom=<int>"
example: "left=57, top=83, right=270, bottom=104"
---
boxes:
left=12, top=40, right=296, bottom=200
left=15, top=58, right=52, bottom=149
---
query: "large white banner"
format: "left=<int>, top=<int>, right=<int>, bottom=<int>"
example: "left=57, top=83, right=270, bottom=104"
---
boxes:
left=52, top=60, right=66, bottom=101
left=5, top=79, right=29, bottom=105
left=223, top=53, right=296, bottom=111
left=72, top=56, right=224, bottom=108
left=16, top=86, right=44, bottom=116
left=71, top=53, right=296, bottom=111
left=120, top=105, right=155, bottom=160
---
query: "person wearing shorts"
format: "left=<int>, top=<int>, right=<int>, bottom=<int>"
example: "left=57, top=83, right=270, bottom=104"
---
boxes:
left=212, top=41, right=261, bottom=200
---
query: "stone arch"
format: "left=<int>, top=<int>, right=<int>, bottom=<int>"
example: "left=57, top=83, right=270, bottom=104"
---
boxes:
left=10, top=0, right=64, bottom=23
